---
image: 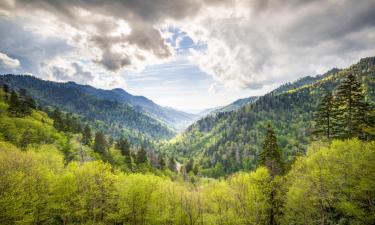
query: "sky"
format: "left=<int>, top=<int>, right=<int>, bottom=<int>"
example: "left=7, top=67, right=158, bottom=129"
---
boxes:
left=0, top=0, right=374, bottom=111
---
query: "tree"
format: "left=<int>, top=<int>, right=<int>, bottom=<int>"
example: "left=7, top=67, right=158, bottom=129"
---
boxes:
left=315, top=91, right=335, bottom=139
left=116, top=137, right=130, bottom=157
left=168, top=157, right=176, bottom=172
left=51, top=108, right=64, bottom=131
left=157, top=154, right=166, bottom=169
left=7, top=90, right=20, bottom=116
left=136, top=147, right=148, bottom=164
left=93, top=131, right=108, bottom=155
left=333, top=74, right=369, bottom=139
left=259, top=124, right=283, bottom=177
left=81, top=125, right=92, bottom=146
left=2, top=84, right=9, bottom=93
left=259, top=125, right=284, bottom=225
left=20, top=129, right=32, bottom=149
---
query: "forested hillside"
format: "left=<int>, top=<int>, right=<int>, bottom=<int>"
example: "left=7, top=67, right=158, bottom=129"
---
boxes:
left=0, top=87, right=177, bottom=174
left=162, top=57, right=375, bottom=177
left=0, top=57, right=374, bottom=225
left=0, top=75, right=177, bottom=142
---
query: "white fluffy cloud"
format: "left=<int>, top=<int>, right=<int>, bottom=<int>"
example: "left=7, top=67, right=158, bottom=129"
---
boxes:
left=181, top=0, right=375, bottom=89
left=0, top=52, right=20, bottom=69
left=1, top=0, right=375, bottom=90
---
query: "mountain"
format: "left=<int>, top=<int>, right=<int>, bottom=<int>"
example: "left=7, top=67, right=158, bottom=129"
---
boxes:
left=82, top=86, right=197, bottom=131
left=162, top=57, right=375, bottom=177
left=196, top=96, right=258, bottom=118
left=0, top=75, right=179, bottom=142
left=212, top=96, right=259, bottom=114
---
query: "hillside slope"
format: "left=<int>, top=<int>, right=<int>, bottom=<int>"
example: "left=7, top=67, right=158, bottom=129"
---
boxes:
left=162, top=57, right=375, bottom=176
left=0, top=75, right=176, bottom=140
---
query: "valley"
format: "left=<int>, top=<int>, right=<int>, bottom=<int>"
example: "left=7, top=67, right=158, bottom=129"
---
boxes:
left=0, top=57, right=374, bottom=224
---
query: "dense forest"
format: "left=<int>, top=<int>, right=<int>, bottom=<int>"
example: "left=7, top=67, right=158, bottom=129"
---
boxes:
left=0, top=57, right=374, bottom=224
left=161, top=57, right=375, bottom=177
left=0, top=75, right=194, bottom=143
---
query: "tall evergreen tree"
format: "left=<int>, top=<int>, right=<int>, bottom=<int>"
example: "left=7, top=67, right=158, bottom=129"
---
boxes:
left=259, top=124, right=283, bottom=177
left=51, top=108, right=64, bottom=131
left=259, top=124, right=284, bottom=225
left=116, top=137, right=133, bottom=169
left=7, top=90, right=20, bottom=116
left=136, top=147, right=148, bottom=164
left=314, top=91, right=335, bottom=139
left=333, top=74, right=369, bottom=139
left=2, top=84, right=9, bottom=93
left=93, top=131, right=108, bottom=155
left=81, top=125, right=92, bottom=146
left=116, top=137, right=130, bottom=157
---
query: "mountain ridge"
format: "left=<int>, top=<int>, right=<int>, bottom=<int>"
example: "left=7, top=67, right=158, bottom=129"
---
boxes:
left=0, top=74, right=177, bottom=142
left=162, top=56, right=375, bottom=177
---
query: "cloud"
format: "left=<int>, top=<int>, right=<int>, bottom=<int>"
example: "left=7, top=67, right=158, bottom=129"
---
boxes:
left=0, top=0, right=212, bottom=72
left=50, top=62, right=94, bottom=84
left=182, top=0, right=375, bottom=89
left=1, top=0, right=375, bottom=91
left=0, top=52, right=20, bottom=69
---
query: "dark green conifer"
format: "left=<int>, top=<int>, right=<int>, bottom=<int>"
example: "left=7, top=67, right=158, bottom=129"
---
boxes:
left=259, top=124, right=283, bottom=177
left=8, top=91, right=20, bottom=116
left=314, top=91, right=335, bottom=139
left=93, top=131, right=108, bottom=155
left=116, top=137, right=130, bottom=157
left=81, top=125, right=92, bottom=146
left=136, top=147, right=148, bottom=164
left=333, top=74, right=369, bottom=139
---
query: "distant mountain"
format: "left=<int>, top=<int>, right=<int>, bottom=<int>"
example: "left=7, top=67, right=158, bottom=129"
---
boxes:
left=197, top=96, right=258, bottom=118
left=0, top=75, right=179, bottom=141
left=212, top=96, right=259, bottom=114
left=83, top=86, right=197, bottom=131
left=162, top=57, right=375, bottom=177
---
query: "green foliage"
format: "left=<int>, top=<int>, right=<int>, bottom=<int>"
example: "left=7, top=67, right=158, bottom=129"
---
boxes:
left=136, top=146, right=148, bottom=164
left=283, top=139, right=375, bottom=225
left=81, top=124, right=92, bottom=146
left=314, top=91, right=335, bottom=139
left=259, top=124, right=284, bottom=177
left=0, top=135, right=374, bottom=225
left=93, top=131, right=108, bottom=155
left=333, top=74, right=371, bottom=139
left=0, top=75, right=176, bottom=142
left=162, top=56, right=375, bottom=177
left=7, top=90, right=34, bottom=117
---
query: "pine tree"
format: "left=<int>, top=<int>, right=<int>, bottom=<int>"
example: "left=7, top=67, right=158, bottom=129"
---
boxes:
left=136, top=147, right=148, bottom=164
left=259, top=124, right=284, bottom=225
left=333, top=74, right=369, bottom=139
left=2, top=84, right=9, bottom=93
left=93, top=131, right=108, bottom=155
left=116, top=137, right=130, bottom=157
left=8, top=91, right=21, bottom=117
left=81, top=125, right=92, bottom=146
left=259, top=124, right=283, bottom=177
left=314, top=91, right=335, bottom=139
left=158, top=154, right=166, bottom=169
left=51, top=108, right=64, bottom=131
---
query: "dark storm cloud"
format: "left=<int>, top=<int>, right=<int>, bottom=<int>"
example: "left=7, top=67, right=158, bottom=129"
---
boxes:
left=3, top=0, right=211, bottom=72
left=1, top=0, right=375, bottom=88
